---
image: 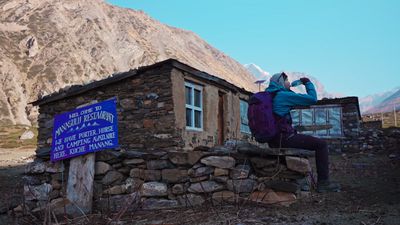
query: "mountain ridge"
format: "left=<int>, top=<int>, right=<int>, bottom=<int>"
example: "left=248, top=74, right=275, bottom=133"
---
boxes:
left=0, top=0, right=258, bottom=125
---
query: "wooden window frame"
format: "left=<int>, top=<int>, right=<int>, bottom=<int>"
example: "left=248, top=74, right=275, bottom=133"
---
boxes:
left=291, top=104, right=344, bottom=138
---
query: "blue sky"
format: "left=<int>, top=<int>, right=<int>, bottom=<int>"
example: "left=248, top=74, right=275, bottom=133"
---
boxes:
left=108, top=0, right=400, bottom=97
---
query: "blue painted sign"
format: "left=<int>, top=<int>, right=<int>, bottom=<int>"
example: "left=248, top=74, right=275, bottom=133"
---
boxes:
left=51, top=98, right=119, bottom=162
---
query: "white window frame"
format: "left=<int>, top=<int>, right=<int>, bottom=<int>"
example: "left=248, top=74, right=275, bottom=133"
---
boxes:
left=185, top=81, right=203, bottom=131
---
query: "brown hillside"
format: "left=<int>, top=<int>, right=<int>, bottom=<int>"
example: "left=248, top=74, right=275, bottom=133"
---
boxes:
left=0, top=0, right=258, bottom=125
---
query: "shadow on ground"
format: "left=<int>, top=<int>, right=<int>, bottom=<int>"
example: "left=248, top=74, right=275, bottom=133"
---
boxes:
left=0, top=151, right=399, bottom=225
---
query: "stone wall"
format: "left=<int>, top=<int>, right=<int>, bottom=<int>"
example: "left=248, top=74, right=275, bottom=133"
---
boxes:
left=35, top=64, right=183, bottom=159
left=23, top=144, right=312, bottom=215
left=357, top=126, right=400, bottom=152
left=36, top=64, right=252, bottom=157
left=324, top=102, right=361, bottom=153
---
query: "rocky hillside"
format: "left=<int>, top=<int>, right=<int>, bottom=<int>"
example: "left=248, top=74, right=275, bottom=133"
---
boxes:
left=0, top=0, right=258, bottom=126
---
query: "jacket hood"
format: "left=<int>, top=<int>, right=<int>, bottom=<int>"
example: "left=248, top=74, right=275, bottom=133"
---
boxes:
left=265, top=81, right=287, bottom=93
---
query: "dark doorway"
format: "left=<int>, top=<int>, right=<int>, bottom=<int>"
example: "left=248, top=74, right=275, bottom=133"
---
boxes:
left=218, top=92, right=225, bottom=145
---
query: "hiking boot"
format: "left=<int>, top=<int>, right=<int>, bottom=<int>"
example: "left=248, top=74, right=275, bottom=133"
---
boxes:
left=317, top=180, right=341, bottom=193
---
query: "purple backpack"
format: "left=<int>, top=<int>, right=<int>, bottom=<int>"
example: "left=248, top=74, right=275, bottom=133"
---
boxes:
left=247, top=91, right=278, bottom=143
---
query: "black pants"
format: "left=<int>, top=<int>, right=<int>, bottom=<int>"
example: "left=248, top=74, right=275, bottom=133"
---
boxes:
left=270, top=134, right=329, bottom=181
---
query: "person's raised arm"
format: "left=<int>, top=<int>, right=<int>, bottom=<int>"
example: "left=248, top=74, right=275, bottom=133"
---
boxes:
left=281, top=78, right=317, bottom=106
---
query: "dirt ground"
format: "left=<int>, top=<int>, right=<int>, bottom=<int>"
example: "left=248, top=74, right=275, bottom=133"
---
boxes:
left=0, top=148, right=399, bottom=225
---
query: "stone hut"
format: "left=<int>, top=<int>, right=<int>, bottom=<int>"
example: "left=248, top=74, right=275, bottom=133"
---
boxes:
left=32, top=58, right=253, bottom=156
left=24, top=59, right=312, bottom=216
left=291, top=97, right=362, bottom=152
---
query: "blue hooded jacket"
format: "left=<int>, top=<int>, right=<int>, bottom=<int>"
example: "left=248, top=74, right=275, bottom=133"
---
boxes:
left=265, top=80, right=318, bottom=117
left=265, top=80, right=318, bottom=140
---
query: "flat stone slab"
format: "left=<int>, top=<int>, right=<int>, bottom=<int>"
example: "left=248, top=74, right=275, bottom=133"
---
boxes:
left=250, top=189, right=297, bottom=206
left=237, top=142, right=314, bottom=157
left=188, top=181, right=224, bottom=193
left=285, top=156, right=311, bottom=174
left=189, top=166, right=214, bottom=177
left=141, top=182, right=168, bottom=196
left=200, top=156, right=235, bottom=169
left=168, top=151, right=206, bottom=166
left=142, top=198, right=179, bottom=210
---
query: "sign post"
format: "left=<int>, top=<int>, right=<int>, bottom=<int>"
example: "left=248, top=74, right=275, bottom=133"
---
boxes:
left=51, top=98, right=118, bottom=216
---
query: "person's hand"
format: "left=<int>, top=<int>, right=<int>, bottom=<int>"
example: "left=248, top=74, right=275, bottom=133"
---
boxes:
left=300, top=77, right=310, bottom=85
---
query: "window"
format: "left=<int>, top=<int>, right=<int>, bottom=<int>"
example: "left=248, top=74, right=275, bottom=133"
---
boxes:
left=240, top=100, right=251, bottom=134
left=185, top=82, right=203, bottom=130
left=290, top=105, right=343, bottom=137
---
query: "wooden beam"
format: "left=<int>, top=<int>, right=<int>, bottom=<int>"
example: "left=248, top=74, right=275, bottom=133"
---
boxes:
left=236, top=142, right=314, bottom=157
left=294, top=124, right=333, bottom=132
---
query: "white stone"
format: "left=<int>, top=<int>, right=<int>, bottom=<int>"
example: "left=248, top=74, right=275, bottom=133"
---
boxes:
left=20, top=130, right=34, bottom=140
left=141, top=182, right=168, bottom=196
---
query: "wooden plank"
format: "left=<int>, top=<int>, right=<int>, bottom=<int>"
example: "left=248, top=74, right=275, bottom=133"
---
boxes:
left=65, top=101, right=97, bottom=217
left=294, top=124, right=333, bottom=132
left=66, top=153, right=95, bottom=216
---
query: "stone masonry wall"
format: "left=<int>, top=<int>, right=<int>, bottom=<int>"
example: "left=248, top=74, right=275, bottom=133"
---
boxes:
left=23, top=144, right=312, bottom=215
left=325, top=103, right=361, bottom=153
left=35, top=64, right=182, bottom=159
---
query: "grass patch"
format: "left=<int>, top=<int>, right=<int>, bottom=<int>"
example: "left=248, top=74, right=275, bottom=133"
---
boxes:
left=0, top=125, right=38, bottom=149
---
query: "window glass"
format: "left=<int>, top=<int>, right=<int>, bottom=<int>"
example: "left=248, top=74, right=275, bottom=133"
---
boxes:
left=194, top=110, right=201, bottom=128
left=301, top=109, right=313, bottom=125
left=186, top=108, right=192, bottom=126
left=290, top=110, right=300, bottom=126
left=329, top=108, right=342, bottom=135
left=194, top=89, right=201, bottom=107
left=315, top=108, right=328, bottom=136
left=240, top=100, right=251, bottom=133
left=301, top=109, right=313, bottom=135
left=185, top=82, right=203, bottom=130
left=185, top=86, right=192, bottom=105
left=315, top=108, right=326, bottom=125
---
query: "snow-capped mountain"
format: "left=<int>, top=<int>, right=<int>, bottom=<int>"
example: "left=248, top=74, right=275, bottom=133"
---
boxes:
left=244, top=63, right=271, bottom=81
left=359, top=87, right=399, bottom=113
left=244, top=64, right=341, bottom=99
left=361, top=87, right=400, bottom=114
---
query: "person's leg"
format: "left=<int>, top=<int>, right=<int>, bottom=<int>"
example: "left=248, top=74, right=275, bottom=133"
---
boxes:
left=278, top=134, right=329, bottom=181
left=276, top=134, right=340, bottom=192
